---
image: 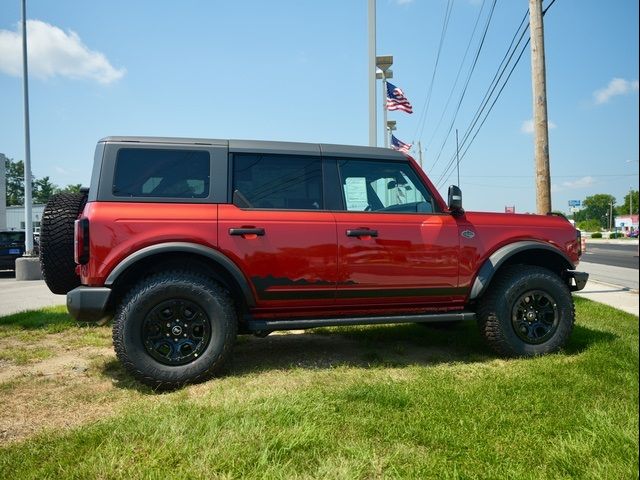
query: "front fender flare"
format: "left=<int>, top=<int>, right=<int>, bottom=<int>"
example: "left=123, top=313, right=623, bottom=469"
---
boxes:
left=468, top=241, right=574, bottom=301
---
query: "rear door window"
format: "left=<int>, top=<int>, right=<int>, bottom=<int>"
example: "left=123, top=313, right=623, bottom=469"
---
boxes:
left=113, top=149, right=210, bottom=198
left=232, top=153, right=323, bottom=209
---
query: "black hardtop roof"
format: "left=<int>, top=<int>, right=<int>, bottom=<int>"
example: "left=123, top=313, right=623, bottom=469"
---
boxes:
left=98, top=136, right=407, bottom=161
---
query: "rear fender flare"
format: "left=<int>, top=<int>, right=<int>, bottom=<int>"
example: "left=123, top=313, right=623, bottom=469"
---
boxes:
left=105, top=242, right=255, bottom=307
left=469, top=241, right=574, bottom=300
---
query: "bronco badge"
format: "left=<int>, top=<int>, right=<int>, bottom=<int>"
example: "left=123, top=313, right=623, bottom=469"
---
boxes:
left=461, top=230, right=475, bottom=239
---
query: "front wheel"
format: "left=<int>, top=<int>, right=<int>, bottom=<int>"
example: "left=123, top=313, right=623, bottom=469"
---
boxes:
left=112, top=271, right=237, bottom=389
left=477, top=265, right=574, bottom=357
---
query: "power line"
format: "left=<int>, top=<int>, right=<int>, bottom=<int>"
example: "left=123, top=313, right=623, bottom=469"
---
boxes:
left=424, top=0, right=488, bottom=149
left=431, top=2, right=529, bottom=175
left=436, top=37, right=531, bottom=188
left=426, top=0, right=499, bottom=174
left=435, top=0, right=560, bottom=189
left=412, top=0, right=455, bottom=143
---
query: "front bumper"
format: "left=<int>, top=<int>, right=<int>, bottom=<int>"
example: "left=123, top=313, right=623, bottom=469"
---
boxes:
left=67, top=286, right=112, bottom=322
left=565, top=270, right=589, bottom=292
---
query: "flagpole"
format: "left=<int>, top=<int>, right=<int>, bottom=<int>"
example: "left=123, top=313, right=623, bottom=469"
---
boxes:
left=382, top=75, right=388, bottom=148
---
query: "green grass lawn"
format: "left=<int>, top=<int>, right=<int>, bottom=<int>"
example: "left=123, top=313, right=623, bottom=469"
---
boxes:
left=0, top=298, right=637, bottom=479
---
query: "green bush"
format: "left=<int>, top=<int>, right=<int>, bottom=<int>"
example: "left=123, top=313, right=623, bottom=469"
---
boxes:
left=591, top=232, right=602, bottom=238
left=578, top=219, right=601, bottom=232
left=609, top=232, right=624, bottom=239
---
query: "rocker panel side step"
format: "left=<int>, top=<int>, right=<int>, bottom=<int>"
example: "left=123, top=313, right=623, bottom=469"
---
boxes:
left=246, top=311, right=476, bottom=332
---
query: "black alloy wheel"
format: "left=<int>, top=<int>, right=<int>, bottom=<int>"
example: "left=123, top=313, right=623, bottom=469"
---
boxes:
left=142, top=299, right=211, bottom=365
left=511, top=290, right=559, bottom=344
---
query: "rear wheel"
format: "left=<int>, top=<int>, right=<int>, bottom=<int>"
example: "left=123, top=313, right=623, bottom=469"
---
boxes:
left=477, top=265, right=574, bottom=357
left=112, top=271, right=237, bottom=390
left=39, top=192, right=88, bottom=294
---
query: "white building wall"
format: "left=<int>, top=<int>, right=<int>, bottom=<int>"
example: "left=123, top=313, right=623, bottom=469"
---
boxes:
left=6, top=204, right=46, bottom=232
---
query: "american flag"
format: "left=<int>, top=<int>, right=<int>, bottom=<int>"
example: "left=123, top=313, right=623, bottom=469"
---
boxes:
left=391, top=135, right=412, bottom=154
left=386, top=82, right=413, bottom=113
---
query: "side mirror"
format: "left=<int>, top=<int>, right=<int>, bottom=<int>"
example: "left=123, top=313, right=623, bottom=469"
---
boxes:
left=448, top=185, right=464, bottom=216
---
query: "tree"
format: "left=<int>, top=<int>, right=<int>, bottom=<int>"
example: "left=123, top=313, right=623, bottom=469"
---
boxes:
left=60, top=184, right=83, bottom=194
left=577, top=219, right=601, bottom=232
left=5, top=157, right=25, bottom=206
left=33, top=176, right=59, bottom=204
left=582, top=194, right=616, bottom=229
left=615, top=190, right=639, bottom=216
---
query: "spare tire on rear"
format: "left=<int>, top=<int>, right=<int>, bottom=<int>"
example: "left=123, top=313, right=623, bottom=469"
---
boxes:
left=40, top=192, right=88, bottom=294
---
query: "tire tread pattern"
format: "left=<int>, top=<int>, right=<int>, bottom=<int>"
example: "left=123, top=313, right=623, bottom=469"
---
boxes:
left=39, top=192, right=88, bottom=294
left=477, top=265, right=575, bottom=357
left=112, top=270, right=237, bottom=390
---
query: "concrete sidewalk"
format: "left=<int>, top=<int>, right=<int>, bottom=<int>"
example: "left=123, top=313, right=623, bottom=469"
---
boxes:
left=0, top=277, right=65, bottom=317
left=0, top=275, right=637, bottom=319
left=575, top=279, right=638, bottom=317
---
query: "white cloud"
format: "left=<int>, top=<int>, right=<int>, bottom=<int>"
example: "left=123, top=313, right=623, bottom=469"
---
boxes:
left=551, top=176, right=595, bottom=193
left=520, top=119, right=557, bottom=134
left=393, top=0, right=414, bottom=5
left=0, top=20, right=125, bottom=84
left=593, top=78, right=639, bottom=105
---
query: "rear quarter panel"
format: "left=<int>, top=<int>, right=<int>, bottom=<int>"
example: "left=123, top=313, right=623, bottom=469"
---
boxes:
left=80, top=202, right=218, bottom=285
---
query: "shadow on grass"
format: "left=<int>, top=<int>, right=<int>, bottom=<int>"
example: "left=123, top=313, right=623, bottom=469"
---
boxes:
left=100, top=320, right=617, bottom=393
left=100, top=359, right=158, bottom=394
left=564, top=324, right=617, bottom=354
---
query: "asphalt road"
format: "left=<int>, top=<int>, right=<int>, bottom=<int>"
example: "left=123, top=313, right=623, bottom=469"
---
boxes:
left=582, top=243, right=639, bottom=270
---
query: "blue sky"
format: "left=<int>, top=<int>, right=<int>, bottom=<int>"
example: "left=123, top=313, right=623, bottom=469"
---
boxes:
left=0, top=0, right=638, bottom=213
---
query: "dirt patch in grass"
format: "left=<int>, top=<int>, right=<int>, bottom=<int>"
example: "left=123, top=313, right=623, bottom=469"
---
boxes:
left=0, top=332, right=125, bottom=445
left=0, top=320, right=479, bottom=445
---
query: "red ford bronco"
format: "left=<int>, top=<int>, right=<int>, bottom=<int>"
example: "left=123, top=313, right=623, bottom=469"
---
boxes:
left=40, top=137, right=587, bottom=389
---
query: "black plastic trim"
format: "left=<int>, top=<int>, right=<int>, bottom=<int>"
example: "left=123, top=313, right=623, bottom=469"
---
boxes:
left=246, top=311, right=476, bottom=332
left=565, top=270, right=589, bottom=291
left=67, top=286, right=111, bottom=322
left=229, top=228, right=265, bottom=236
left=469, top=241, right=575, bottom=300
left=104, top=242, right=256, bottom=307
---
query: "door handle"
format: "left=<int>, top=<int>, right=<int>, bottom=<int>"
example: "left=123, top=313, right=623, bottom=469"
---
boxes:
left=229, top=227, right=265, bottom=236
left=346, top=229, right=378, bottom=238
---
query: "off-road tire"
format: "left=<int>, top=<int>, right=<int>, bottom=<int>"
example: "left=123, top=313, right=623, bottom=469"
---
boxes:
left=39, top=192, right=88, bottom=294
left=112, top=271, right=237, bottom=390
left=477, top=265, right=574, bottom=357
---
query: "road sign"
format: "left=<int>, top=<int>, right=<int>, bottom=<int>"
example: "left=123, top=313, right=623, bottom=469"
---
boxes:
left=570, top=207, right=579, bottom=213
left=568, top=200, right=581, bottom=207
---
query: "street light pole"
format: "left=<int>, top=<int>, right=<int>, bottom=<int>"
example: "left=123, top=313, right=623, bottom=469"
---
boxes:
left=21, top=0, right=34, bottom=256
left=368, top=0, right=376, bottom=147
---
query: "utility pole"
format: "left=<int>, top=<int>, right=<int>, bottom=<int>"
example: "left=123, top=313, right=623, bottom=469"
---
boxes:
left=368, top=0, right=376, bottom=147
left=529, top=0, right=551, bottom=214
left=609, top=200, right=614, bottom=231
left=418, top=141, right=423, bottom=170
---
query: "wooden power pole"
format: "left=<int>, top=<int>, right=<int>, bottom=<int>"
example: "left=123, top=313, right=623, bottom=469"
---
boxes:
left=529, top=0, right=552, bottom=214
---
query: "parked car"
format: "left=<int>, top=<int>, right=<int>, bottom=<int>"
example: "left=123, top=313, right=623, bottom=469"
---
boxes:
left=0, top=231, right=26, bottom=270
left=39, top=136, right=588, bottom=389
